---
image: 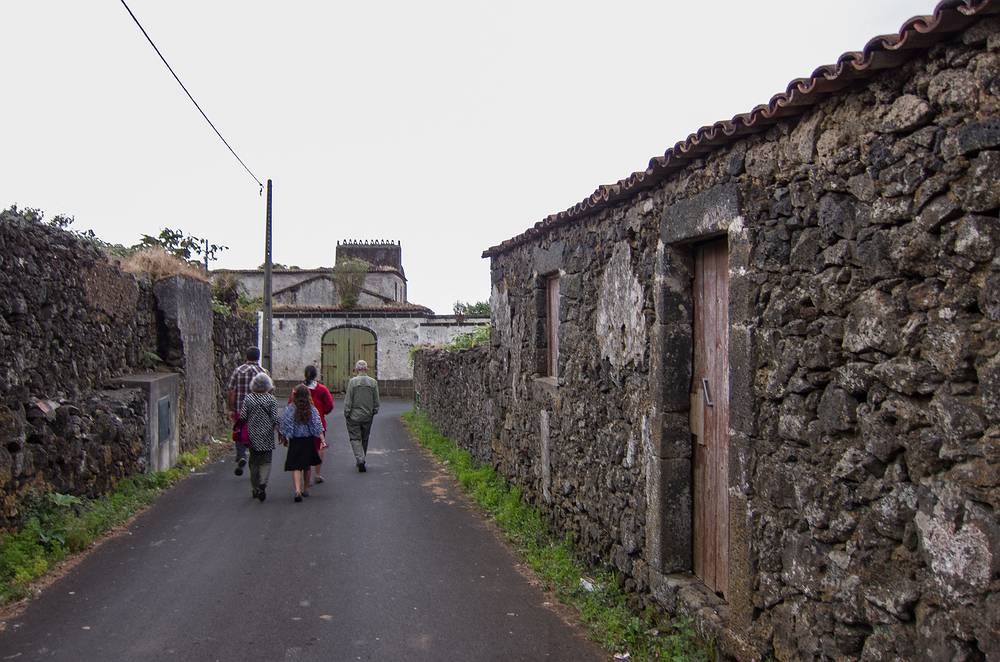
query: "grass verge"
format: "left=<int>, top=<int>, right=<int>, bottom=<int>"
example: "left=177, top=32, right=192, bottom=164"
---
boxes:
left=0, top=446, right=210, bottom=605
left=402, top=409, right=712, bottom=662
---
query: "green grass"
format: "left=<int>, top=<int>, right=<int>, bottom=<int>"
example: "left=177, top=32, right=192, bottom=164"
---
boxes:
left=0, top=447, right=210, bottom=604
left=402, top=410, right=712, bottom=661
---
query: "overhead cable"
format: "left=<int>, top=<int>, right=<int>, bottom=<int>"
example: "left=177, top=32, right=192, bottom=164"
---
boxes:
left=119, top=0, right=263, bottom=192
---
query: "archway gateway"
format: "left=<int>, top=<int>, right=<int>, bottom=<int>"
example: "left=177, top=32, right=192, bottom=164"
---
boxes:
left=320, top=326, right=377, bottom=393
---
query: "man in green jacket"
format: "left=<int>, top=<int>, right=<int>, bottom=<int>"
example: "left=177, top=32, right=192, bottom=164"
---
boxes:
left=344, top=359, right=379, bottom=472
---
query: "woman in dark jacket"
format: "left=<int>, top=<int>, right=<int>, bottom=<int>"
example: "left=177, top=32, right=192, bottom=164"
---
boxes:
left=280, top=384, right=325, bottom=502
left=239, top=372, right=280, bottom=502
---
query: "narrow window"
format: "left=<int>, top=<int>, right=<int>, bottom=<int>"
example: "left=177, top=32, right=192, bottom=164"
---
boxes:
left=546, top=274, right=560, bottom=377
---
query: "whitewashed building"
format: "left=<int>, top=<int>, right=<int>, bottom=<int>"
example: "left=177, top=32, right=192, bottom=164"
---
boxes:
left=214, top=240, right=486, bottom=395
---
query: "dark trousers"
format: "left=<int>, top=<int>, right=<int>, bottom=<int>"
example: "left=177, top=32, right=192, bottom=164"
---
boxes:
left=249, top=449, right=272, bottom=493
left=346, top=418, right=373, bottom=463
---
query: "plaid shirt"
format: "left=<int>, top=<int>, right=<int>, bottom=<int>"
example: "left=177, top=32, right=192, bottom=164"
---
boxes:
left=227, top=362, right=266, bottom=412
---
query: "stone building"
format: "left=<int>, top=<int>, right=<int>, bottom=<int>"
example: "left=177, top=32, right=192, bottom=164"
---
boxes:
left=215, top=240, right=485, bottom=395
left=414, top=2, right=1000, bottom=659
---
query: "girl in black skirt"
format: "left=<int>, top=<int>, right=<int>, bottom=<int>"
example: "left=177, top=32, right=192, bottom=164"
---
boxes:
left=279, top=384, right=325, bottom=502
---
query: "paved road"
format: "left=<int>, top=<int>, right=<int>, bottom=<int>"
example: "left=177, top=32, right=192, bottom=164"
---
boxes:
left=0, top=398, right=604, bottom=662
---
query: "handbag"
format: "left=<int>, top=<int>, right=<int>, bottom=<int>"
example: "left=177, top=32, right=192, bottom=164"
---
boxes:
left=232, top=410, right=250, bottom=446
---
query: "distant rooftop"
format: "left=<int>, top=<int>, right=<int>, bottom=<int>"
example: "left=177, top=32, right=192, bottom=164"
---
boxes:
left=336, top=240, right=404, bottom=274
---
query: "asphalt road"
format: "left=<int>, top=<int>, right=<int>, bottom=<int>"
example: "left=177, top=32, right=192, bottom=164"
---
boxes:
left=0, top=398, right=604, bottom=662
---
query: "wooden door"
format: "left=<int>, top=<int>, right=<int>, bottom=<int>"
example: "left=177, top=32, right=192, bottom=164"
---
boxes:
left=321, top=327, right=377, bottom=392
left=691, top=238, right=730, bottom=597
left=321, top=331, right=339, bottom=391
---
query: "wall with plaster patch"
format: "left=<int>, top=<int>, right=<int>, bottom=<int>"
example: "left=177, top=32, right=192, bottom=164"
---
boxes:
left=416, top=19, right=1000, bottom=662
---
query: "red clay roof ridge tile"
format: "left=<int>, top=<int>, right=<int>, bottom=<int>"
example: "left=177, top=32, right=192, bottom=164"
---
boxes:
left=483, top=0, right=998, bottom=258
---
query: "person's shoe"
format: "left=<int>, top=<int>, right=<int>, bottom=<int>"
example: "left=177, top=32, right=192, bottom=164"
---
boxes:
left=258, top=486, right=266, bottom=502
left=235, top=458, right=247, bottom=476
left=294, top=493, right=303, bottom=503
left=301, top=490, right=310, bottom=498
left=357, top=461, right=366, bottom=473
left=315, top=475, right=325, bottom=484
left=251, top=488, right=259, bottom=499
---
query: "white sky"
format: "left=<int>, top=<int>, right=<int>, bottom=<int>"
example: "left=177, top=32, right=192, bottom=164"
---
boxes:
left=3, top=0, right=932, bottom=314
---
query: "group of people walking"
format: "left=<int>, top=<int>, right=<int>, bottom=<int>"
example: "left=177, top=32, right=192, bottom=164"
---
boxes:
left=225, top=346, right=380, bottom=502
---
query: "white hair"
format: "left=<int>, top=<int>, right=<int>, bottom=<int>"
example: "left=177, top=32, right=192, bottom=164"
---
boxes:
left=250, top=372, right=273, bottom=393
left=355, top=360, right=368, bottom=371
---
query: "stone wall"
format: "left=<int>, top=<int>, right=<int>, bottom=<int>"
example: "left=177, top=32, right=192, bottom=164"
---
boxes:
left=0, top=211, right=158, bottom=525
left=416, top=19, right=1000, bottom=662
left=413, top=346, right=492, bottom=463
left=213, top=310, right=258, bottom=427
left=0, top=389, right=148, bottom=522
left=0, top=211, right=157, bottom=402
left=0, top=211, right=238, bottom=526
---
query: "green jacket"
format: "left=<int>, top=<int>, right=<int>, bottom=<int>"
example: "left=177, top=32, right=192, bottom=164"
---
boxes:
left=344, top=375, right=379, bottom=422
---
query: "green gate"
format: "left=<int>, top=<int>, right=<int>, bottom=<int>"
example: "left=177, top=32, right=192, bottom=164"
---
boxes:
left=321, top=327, right=377, bottom=393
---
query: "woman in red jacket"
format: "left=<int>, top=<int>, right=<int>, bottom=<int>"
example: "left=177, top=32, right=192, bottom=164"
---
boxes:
left=292, top=365, right=334, bottom=488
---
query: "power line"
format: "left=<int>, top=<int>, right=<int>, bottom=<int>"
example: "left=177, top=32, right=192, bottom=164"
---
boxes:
left=119, top=0, right=263, bottom=192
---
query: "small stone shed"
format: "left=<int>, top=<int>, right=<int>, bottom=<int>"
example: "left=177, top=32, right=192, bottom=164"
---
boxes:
left=417, top=2, right=1000, bottom=659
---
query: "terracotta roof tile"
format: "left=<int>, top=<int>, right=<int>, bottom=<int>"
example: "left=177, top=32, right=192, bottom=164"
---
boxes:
left=483, top=0, right=999, bottom=258
left=273, top=302, right=433, bottom=314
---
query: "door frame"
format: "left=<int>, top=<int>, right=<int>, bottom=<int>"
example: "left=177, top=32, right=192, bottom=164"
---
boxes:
left=644, top=184, right=754, bottom=625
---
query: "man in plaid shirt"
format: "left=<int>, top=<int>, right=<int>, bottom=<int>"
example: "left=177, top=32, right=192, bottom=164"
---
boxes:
left=227, top=346, right=266, bottom=476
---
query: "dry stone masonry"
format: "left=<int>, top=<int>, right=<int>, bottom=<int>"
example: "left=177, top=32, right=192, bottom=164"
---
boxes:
left=415, top=12, right=1000, bottom=661
left=0, top=210, right=255, bottom=527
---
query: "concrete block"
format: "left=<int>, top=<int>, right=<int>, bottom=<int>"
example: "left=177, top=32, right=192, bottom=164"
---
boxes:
left=114, top=372, right=180, bottom=472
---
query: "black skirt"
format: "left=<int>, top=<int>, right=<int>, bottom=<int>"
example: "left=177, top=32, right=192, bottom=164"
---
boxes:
left=284, top=436, right=322, bottom=471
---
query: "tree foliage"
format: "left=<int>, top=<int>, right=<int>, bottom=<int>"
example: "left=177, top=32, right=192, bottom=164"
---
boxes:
left=453, top=300, right=491, bottom=317
left=333, top=257, right=370, bottom=309
left=137, top=228, right=227, bottom=264
left=211, top=273, right=245, bottom=310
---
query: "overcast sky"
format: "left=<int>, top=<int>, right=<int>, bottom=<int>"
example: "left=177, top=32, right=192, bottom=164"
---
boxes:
left=3, top=0, right=932, bottom=314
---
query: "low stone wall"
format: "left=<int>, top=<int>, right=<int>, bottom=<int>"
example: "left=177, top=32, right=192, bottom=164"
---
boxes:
left=213, top=310, right=257, bottom=428
left=413, top=346, right=492, bottom=464
left=0, top=389, right=148, bottom=520
left=0, top=211, right=157, bottom=403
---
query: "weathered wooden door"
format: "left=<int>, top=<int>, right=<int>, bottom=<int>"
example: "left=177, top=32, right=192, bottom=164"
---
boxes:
left=321, top=327, right=377, bottom=393
left=691, top=238, right=730, bottom=597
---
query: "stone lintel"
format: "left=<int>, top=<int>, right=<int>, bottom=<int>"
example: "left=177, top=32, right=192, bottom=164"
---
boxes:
left=661, top=183, right=742, bottom=245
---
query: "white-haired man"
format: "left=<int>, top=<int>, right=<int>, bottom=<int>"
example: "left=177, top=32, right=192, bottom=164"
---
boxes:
left=344, top=359, right=379, bottom=472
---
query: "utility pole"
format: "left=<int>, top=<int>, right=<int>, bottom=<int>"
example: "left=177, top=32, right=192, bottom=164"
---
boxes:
left=262, top=179, right=273, bottom=371
left=203, top=238, right=209, bottom=274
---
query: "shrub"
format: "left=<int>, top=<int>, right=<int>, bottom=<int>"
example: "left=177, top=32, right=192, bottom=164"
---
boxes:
left=212, top=273, right=245, bottom=312
left=445, top=326, right=490, bottom=350
left=122, top=247, right=208, bottom=282
left=453, top=300, right=490, bottom=317
left=333, top=257, right=370, bottom=308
